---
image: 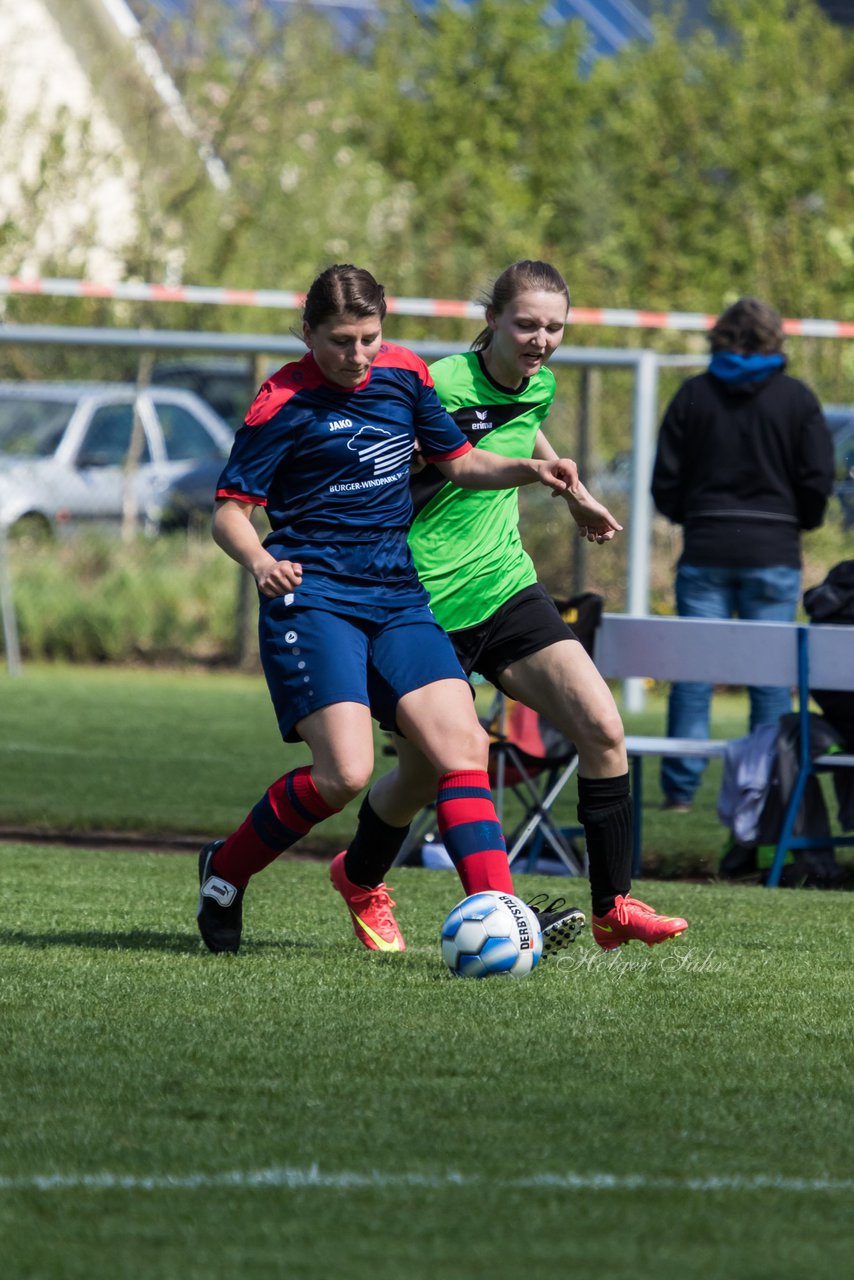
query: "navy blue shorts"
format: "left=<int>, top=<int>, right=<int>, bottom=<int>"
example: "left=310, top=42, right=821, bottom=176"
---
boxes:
left=258, top=598, right=468, bottom=742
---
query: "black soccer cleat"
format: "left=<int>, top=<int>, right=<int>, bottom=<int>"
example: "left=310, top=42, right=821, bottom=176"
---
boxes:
left=528, top=894, right=586, bottom=958
left=197, top=840, right=244, bottom=954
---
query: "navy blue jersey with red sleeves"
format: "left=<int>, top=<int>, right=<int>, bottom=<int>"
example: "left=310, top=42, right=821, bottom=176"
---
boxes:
left=216, top=342, right=472, bottom=618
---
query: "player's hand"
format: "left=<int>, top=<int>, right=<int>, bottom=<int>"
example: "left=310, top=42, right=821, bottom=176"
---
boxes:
left=254, top=555, right=303, bottom=598
left=410, top=436, right=427, bottom=475
left=535, top=456, right=579, bottom=493
left=564, top=481, right=623, bottom=542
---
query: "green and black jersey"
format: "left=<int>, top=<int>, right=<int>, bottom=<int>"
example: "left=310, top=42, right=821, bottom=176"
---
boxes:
left=409, top=350, right=556, bottom=632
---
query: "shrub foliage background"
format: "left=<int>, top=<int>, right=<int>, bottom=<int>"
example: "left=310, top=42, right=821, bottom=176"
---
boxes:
left=4, top=510, right=848, bottom=666
left=7, top=534, right=241, bottom=664
left=1, top=0, right=852, bottom=397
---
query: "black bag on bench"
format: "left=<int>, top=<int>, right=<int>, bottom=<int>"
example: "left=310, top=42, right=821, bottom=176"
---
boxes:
left=803, top=559, right=854, bottom=749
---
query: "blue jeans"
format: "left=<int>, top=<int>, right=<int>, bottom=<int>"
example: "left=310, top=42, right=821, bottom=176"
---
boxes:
left=661, top=563, right=801, bottom=804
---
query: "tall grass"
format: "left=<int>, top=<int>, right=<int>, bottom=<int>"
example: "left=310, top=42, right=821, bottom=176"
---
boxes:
left=3, top=512, right=849, bottom=665
left=6, top=532, right=242, bottom=663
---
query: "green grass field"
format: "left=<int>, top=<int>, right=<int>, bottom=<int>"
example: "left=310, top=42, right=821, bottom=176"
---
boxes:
left=1, top=845, right=851, bottom=1279
left=1, top=665, right=852, bottom=1276
left=1, top=663, right=851, bottom=884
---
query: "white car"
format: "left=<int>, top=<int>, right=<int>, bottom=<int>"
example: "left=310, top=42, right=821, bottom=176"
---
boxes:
left=0, top=382, right=233, bottom=536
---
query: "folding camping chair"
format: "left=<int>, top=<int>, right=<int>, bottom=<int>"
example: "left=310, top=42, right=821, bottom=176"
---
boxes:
left=481, top=689, right=586, bottom=874
left=392, top=591, right=603, bottom=877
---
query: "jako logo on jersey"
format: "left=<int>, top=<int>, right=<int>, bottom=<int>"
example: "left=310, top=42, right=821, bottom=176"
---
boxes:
left=329, top=418, right=352, bottom=431
left=346, top=426, right=412, bottom=477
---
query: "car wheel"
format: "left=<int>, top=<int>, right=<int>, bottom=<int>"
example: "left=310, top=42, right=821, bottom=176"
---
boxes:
left=9, top=513, right=54, bottom=543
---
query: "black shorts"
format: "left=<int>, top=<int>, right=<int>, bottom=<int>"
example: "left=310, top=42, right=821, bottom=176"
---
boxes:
left=450, top=584, right=579, bottom=690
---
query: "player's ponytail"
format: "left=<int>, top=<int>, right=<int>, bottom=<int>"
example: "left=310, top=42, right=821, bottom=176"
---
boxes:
left=471, top=260, right=570, bottom=350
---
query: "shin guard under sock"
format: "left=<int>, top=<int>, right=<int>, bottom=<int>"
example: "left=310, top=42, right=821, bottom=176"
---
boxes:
left=577, top=772, right=633, bottom=916
left=436, top=769, right=514, bottom=895
left=344, top=793, right=411, bottom=888
left=213, top=766, right=339, bottom=886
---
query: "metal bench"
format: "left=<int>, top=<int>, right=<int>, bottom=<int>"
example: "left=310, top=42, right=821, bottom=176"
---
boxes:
left=594, top=614, right=854, bottom=887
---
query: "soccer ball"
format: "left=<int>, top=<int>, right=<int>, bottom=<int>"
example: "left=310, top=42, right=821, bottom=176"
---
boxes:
left=440, top=891, right=543, bottom=979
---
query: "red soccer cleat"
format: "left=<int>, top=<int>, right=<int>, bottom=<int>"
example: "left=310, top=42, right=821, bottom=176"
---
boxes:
left=330, top=852, right=406, bottom=952
left=592, top=894, right=688, bottom=952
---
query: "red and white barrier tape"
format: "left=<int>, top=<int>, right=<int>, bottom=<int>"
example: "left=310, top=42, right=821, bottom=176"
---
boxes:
left=2, top=275, right=853, bottom=337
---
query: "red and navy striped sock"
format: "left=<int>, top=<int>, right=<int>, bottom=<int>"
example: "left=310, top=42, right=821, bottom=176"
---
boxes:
left=213, top=766, right=339, bottom=886
left=436, top=769, right=514, bottom=895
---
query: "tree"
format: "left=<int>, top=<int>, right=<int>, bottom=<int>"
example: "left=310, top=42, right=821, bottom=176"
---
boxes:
left=4, top=0, right=852, bottom=353
left=351, top=0, right=588, bottom=296
left=563, top=0, right=854, bottom=316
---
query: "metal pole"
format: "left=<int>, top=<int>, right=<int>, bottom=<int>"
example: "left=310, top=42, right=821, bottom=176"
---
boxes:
left=572, top=368, right=591, bottom=595
left=624, top=350, right=660, bottom=712
left=121, top=346, right=155, bottom=543
left=0, top=525, right=22, bottom=676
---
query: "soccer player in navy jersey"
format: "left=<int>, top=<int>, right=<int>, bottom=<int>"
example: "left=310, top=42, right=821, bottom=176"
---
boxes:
left=197, top=263, right=584, bottom=955
left=341, top=260, right=689, bottom=954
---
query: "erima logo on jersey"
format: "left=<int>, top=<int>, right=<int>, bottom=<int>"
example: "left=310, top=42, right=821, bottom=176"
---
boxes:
left=329, top=418, right=352, bottom=431
left=473, top=409, right=493, bottom=431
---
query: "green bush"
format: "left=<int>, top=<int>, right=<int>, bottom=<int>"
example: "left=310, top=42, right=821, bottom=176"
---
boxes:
left=2, top=511, right=849, bottom=666
left=5, top=532, right=247, bottom=665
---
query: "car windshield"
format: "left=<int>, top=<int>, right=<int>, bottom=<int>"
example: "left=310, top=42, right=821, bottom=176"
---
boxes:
left=0, top=397, right=75, bottom=456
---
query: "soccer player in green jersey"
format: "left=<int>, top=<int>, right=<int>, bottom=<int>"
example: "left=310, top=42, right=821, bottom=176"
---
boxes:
left=332, top=261, right=688, bottom=953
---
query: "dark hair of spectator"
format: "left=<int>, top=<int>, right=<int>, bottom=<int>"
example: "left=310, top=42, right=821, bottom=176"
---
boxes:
left=708, top=297, right=784, bottom=356
left=303, top=264, right=387, bottom=330
left=471, top=260, right=571, bottom=351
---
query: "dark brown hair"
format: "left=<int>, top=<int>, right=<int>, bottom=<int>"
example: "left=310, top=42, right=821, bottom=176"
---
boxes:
left=708, top=297, right=784, bottom=355
left=303, top=264, right=387, bottom=330
left=472, top=260, right=570, bottom=350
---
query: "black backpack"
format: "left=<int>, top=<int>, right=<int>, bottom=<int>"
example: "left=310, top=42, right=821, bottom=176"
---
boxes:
left=803, top=560, right=854, bottom=749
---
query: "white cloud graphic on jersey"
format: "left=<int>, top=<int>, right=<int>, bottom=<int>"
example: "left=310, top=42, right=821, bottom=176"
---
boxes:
left=347, top=426, right=412, bottom=476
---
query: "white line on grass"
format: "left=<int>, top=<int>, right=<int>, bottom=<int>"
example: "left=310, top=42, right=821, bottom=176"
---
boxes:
left=0, top=1167, right=850, bottom=1194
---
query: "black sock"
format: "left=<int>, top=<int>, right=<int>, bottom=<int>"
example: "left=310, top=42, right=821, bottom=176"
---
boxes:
left=577, top=773, right=632, bottom=917
left=343, top=793, right=411, bottom=888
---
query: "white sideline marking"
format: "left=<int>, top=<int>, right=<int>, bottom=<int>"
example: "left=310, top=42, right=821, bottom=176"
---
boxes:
left=0, top=1167, right=850, bottom=1194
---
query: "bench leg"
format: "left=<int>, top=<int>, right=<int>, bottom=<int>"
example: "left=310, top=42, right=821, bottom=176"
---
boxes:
left=631, top=755, right=643, bottom=878
left=765, top=767, right=811, bottom=888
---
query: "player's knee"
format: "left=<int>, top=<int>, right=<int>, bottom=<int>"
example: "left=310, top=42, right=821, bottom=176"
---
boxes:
left=314, top=761, right=373, bottom=809
left=444, top=720, right=490, bottom=773
left=580, top=707, right=626, bottom=764
left=599, top=707, right=626, bottom=755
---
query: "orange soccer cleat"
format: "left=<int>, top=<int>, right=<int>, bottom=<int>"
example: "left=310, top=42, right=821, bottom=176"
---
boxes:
left=592, top=894, right=688, bottom=952
left=330, top=852, right=406, bottom=953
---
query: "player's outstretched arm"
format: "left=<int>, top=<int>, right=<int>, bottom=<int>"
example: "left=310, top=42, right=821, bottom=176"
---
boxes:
left=437, top=449, right=578, bottom=493
left=212, top=498, right=303, bottom=598
left=532, top=429, right=622, bottom=543
left=564, top=480, right=623, bottom=543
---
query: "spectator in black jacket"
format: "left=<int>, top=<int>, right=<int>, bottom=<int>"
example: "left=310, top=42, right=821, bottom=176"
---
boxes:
left=651, top=296, right=835, bottom=811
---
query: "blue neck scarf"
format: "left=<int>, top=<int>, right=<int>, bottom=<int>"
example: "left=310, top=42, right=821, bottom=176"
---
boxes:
left=709, top=351, right=786, bottom=385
